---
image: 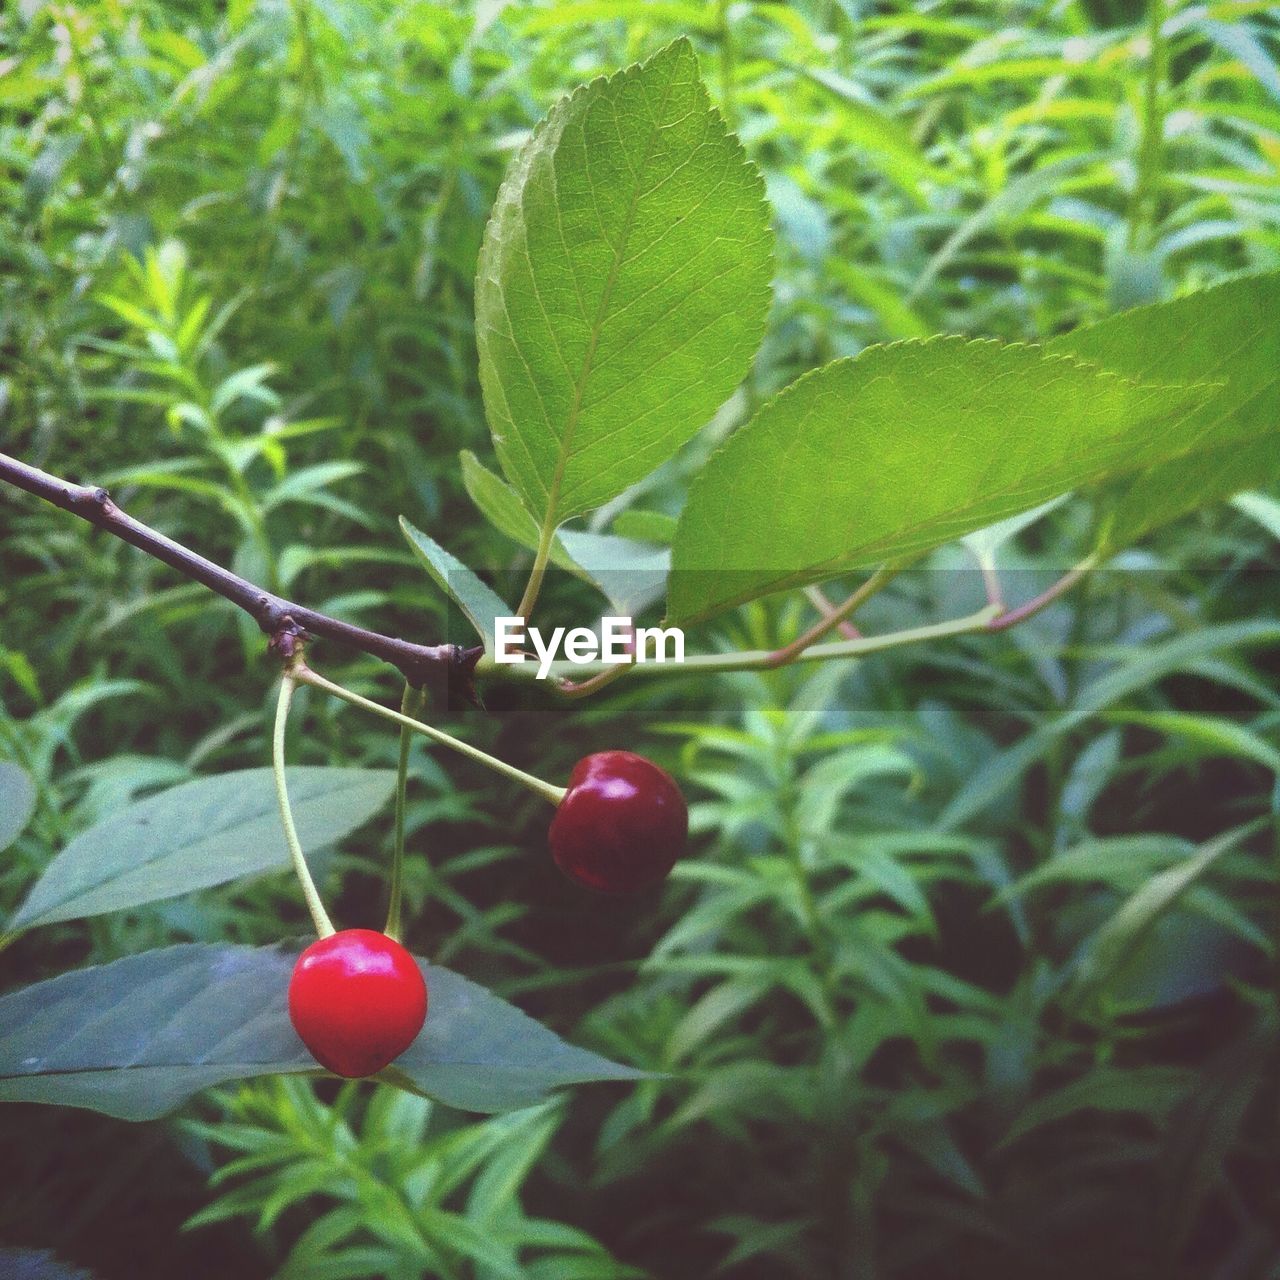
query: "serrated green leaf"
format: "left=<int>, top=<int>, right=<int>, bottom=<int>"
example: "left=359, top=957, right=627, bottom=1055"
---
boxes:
left=475, top=38, right=771, bottom=529
left=668, top=339, right=1202, bottom=624
left=9, top=768, right=395, bottom=931
left=399, top=517, right=510, bottom=653
left=0, top=944, right=643, bottom=1119
left=1045, top=272, right=1280, bottom=548
left=0, top=763, right=36, bottom=853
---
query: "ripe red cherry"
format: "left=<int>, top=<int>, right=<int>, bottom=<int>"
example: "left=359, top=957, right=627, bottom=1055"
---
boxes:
left=549, top=750, right=688, bottom=893
left=288, top=929, right=427, bottom=1078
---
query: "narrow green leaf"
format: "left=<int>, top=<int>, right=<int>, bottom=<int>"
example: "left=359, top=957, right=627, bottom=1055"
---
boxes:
left=1108, top=709, right=1280, bottom=776
left=0, top=763, right=36, bottom=853
left=998, top=835, right=1194, bottom=902
left=9, top=768, right=396, bottom=931
left=1072, top=822, right=1264, bottom=999
left=0, top=944, right=643, bottom=1119
left=1232, top=491, right=1280, bottom=542
left=941, top=619, right=1280, bottom=827
left=557, top=529, right=669, bottom=617
left=961, top=495, right=1070, bottom=562
left=1045, top=272, right=1280, bottom=547
left=1001, top=1066, right=1195, bottom=1147
left=475, top=38, right=772, bottom=525
left=669, top=339, right=1201, bottom=624
left=399, top=517, right=510, bottom=653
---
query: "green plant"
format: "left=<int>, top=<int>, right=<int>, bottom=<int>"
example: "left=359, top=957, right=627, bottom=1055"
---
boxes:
left=3, top=6, right=1279, bottom=1276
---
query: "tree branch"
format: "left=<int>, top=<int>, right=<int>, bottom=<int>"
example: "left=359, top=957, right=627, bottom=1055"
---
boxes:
left=1, top=449, right=481, bottom=695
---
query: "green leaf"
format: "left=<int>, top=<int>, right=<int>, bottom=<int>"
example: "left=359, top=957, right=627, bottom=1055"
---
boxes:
left=1071, top=822, right=1264, bottom=1000
left=475, top=38, right=771, bottom=527
left=1232, top=490, right=1280, bottom=542
left=941, top=619, right=1280, bottom=828
left=0, top=944, right=643, bottom=1120
left=9, top=768, right=396, bottom=932
left=460, top=449, right=586, bottom=576
left=557, top=528, right=669, bottom=617
left=1001, top=1066, right=1196, bottom=1147
left=399, top=517, right=510, bottom=653
left=0, top=763, right=37, bottom=853
left=668, top=339, right=1201, bottom=624
left=611, top=510, right=677, bottom=544
left=961, top=495, right=1070, bottom=563
left=1107, top=709, right=1280, bottom=775
left=461, top=451, right=669, bottom=615
left=1045, top=272, right=1280, bottom=547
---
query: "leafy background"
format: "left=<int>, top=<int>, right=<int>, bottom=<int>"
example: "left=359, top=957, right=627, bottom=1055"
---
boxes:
left=2, top=0, right=1279, bottom=1277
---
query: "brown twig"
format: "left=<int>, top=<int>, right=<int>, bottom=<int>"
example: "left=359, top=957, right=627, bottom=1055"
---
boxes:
left=1, top=450, right=481, bottom=694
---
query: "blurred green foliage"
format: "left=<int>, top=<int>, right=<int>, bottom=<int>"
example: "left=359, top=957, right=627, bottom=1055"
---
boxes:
left=2, top=0, right=1279, bottom=1277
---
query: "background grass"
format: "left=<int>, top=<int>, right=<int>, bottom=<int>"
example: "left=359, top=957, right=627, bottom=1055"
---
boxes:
left=2, top=1, right=1279, bottom=1276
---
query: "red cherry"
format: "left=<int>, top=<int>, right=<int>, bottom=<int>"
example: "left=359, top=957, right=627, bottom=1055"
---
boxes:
left=549, top=750, right=688, bottom=893
left=288, top=929, right=427, bottom=1078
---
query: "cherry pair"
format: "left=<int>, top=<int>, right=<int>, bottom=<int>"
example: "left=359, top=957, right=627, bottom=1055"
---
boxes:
left=289, top=751, right=687, bottom=1078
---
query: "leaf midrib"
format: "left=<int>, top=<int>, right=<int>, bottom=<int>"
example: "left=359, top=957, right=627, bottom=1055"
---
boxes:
left=537, top=59, right=682, bottom=536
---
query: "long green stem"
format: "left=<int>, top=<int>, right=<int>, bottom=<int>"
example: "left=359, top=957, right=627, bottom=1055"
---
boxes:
left=292, top=664, right=567, bottom=806
left=515, top=518, right=557, bottom=621
left=274, top=676, right=335, bottom=938
left=385, top=683, right=425, bottom=941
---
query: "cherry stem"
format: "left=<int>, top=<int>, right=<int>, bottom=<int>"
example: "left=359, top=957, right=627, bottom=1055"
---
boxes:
left=803, top=585, right=862, bottom=640
left=764, top=567, right=898, bottom=667
left=273, top=676, right=336, bottom=939
left=385, top=683, right=425, bottom=942
left=556, top=663, right=629, bottom=699
left=986, top=553, right=1101, bottom=631
left=291, top=663, right=568, bottom=806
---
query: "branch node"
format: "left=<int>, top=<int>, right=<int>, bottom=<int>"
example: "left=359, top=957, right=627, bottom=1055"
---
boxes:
left=268, top=616, right=310, bottom=665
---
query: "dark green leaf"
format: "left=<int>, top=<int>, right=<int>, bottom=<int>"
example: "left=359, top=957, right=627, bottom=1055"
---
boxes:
left=0, top=944, right=643, bottom=1119
left=0, top=763, right=36, bottom=853
left=400, top=516, right=510, bottom=653
left=9, top=768, right=396, bottom=931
